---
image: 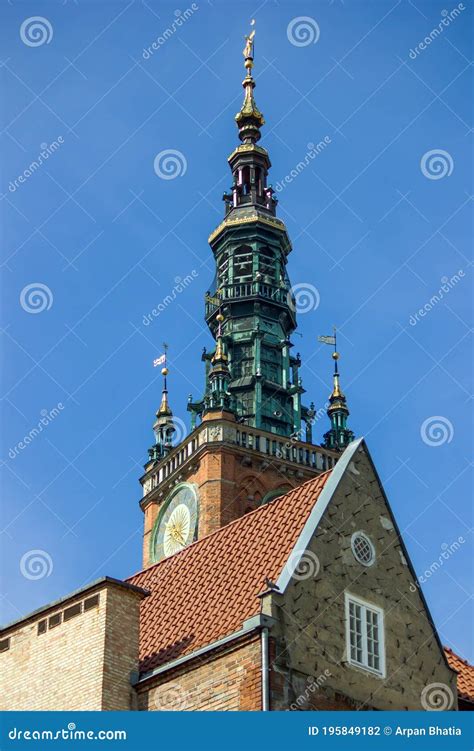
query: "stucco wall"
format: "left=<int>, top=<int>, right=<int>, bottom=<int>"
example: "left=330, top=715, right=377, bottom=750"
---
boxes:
left=267, top=444, right=457, bottom=711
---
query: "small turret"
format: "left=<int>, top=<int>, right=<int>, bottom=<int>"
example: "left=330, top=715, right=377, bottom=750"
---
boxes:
left=323, top=349, right=354, bottom=451
left=149, top=354, right=176, bottom=462
left=204, top=313, right=235, bottom=414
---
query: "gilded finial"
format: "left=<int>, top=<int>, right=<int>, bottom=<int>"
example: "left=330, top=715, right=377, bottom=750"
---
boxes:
left=157, top=343, right=173, bottom=416
left=212, top=311, right=228, bottom=364
left=236, top=20, right=264, bottom=143
left=322, top=327, right=354, bottom=450
left=243, top=19, right=256, bottom=68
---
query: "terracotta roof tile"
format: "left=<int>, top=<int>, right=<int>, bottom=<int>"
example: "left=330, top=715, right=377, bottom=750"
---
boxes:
left=444, top=647, right=474, bottom=703
left=128, top=470, right=331, bottom=674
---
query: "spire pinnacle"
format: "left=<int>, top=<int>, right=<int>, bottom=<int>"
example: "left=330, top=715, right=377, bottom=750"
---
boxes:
left=211, top=312, right=228, bottom=365
left=149, top=344, right=176, bottom=462
left=205, top=312, right=234, bottom=415
left=330, top=352, right=343, bottom=399
left=235, top=20, right=265, bottom=143
left=321, top=330, right=354, bottom=451
left=157, top=368, right=172, bottom=416
left=156, top=343, right=172, bottom=416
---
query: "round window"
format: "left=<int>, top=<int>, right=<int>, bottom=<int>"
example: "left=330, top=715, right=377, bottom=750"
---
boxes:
left=351, top=532, right=375, bottom=566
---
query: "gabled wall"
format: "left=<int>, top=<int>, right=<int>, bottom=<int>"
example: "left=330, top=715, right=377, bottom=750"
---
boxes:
left=267, top=442, right=457, bottom=710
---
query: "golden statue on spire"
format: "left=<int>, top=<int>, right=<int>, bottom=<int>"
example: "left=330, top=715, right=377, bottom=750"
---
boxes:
left=243, top=19, right=256, bottom=62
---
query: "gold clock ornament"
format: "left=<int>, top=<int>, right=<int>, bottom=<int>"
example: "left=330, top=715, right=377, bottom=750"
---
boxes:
left=152, top=483, right=199, bottom=562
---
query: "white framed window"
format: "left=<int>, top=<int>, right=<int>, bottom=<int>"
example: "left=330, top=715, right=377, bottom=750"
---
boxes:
left=345, top=593, right=385, bottom=677
left=351, top=531, right=376, bottom=566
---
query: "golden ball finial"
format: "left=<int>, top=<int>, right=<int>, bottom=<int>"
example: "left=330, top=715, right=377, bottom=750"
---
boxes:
left=216, top=313, right=224, bottom=322
left=332, top=352, right=340, bottom=361
left=161, top=367, right=169, bottom=376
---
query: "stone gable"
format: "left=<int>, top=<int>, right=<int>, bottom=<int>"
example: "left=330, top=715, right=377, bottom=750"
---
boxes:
left=267, top=442, right=457, bottom=710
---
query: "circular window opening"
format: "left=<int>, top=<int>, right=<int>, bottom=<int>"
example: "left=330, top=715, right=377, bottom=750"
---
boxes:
left=351, top=532, right=375, bottom=567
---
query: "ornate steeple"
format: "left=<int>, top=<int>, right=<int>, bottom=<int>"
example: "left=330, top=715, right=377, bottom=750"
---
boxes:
left=139, top=27, right=348, bottom=569
left=323, top=348, right=354, bottom=452
left=149, top=350, right=175, bottom=462
left=187, top=22, right=315, bottom=440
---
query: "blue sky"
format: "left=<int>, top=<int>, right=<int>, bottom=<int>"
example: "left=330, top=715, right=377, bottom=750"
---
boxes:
left=0, top=0, right=472, bottom=661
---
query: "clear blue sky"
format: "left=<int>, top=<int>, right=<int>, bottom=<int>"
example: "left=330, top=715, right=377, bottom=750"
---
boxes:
left=1, top=1, right=472, bottom=661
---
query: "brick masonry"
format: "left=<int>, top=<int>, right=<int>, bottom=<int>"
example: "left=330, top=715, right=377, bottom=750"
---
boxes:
left=137, top=636, right=262, bottom=711
left=0, top=581, right=145, bottom=711
left=1, top=444, right=459, bottom=711
left=142, top=431, right=325, bottom=568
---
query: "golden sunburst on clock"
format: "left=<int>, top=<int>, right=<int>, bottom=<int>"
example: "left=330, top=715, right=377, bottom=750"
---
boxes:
left=163, top=503, right=191, bottom=556
left=152, top=483, right=199, bottom=562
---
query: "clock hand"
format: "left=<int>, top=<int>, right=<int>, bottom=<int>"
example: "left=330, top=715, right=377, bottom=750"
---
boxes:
left=168, top=524, right=186, bottom=546
left=174, top=528, right=186, bottom=545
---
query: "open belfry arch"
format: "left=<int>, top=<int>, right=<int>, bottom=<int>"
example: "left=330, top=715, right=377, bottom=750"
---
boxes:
left=1, top=23, right=470, bottom=714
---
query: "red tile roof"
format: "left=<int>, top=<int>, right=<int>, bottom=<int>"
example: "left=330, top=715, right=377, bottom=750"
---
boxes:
left=444, top=647, right=474, bottom=703
left=128, top=470, right=331, bottom=674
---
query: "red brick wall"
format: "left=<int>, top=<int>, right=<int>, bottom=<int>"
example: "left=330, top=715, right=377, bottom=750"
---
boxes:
left=137, top=636, right=262, bottom=711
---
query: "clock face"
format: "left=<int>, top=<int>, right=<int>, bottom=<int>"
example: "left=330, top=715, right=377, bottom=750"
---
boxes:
left=152, top=484, right=199, bottom=562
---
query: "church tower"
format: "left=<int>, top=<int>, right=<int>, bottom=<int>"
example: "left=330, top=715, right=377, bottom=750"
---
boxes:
left=139, top=29, right=352, bottom=568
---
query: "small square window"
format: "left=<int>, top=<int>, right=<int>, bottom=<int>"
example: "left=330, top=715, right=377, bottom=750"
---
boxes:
left=37, top=620, right=47, bottom=635
left=48, top=613, right=62, bottom=629
left=84, top=594, right=99, bottom=611
left=345, top=593, right=385, bottom=677
left=0, top=638, right=10, bottom=652
left=63, top=603, right=82, bottom=621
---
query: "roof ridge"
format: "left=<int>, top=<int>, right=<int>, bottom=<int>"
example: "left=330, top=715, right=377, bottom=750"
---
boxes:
left=127, top=467, right=333, bottom=581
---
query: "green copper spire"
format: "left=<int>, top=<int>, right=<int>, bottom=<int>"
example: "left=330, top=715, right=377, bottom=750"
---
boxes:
left=204, top=312, right=235, bottom=414
left=149, top=350, right=176, bottom=462
left=323, top=348, right=354, bottom=451
left=188, top=26, right=316, bottom=441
